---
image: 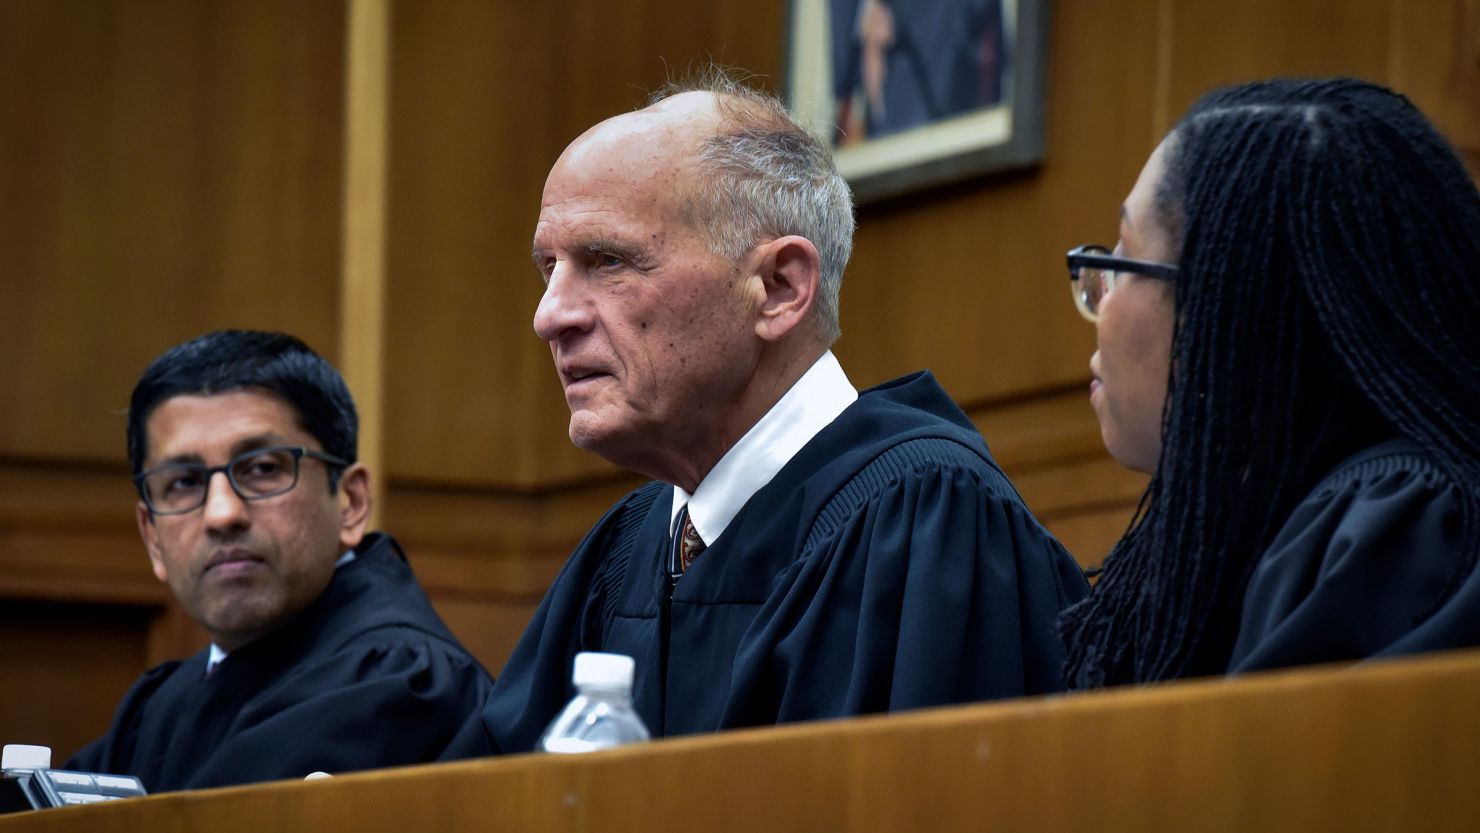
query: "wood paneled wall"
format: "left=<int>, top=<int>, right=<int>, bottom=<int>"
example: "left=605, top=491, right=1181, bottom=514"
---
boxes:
left=1, top=0, right=1476, bottom=762
left=0, top=0, right=347, bottom=462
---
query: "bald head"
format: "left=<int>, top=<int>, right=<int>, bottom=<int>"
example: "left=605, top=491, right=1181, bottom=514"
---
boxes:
left=556, top=91, right=722, bottom=185
left=572, top=91, right=725, bottom=149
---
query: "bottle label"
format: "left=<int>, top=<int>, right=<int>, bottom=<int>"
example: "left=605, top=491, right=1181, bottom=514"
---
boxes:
left=542, top=737, right=600, bottom=754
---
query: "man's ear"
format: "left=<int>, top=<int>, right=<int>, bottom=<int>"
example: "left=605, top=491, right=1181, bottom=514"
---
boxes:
left=751, top=235, right=822, bottom=343
left=136, top=502, right=169, bottom=583
left=336, top=463, right=372, bottom=551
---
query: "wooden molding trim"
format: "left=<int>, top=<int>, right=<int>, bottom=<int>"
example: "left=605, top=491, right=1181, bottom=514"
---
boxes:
left=339, top=0, right=392, bottom=530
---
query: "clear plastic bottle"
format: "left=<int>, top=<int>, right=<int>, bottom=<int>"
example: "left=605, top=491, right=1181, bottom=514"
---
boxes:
left=537, top=652, right=651, bottom=753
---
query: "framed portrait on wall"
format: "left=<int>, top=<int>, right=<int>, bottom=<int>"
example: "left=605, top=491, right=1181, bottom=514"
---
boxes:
left=787, top=0, right=1048, bottom=202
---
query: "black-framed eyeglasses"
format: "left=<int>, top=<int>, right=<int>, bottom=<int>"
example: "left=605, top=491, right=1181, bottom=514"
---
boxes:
left=134, top=446, right=350, bottom=516
left=1066, top=244, right=1179, bottom=322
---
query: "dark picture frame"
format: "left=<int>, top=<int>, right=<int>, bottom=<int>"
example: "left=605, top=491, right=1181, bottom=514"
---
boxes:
left=786, top=0, right=1049, bottom=203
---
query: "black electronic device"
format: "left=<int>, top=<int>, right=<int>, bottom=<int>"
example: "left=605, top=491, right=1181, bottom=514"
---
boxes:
left=0, top=745, right=147, bottom=813
left=0, top=769, right=148, bottom=811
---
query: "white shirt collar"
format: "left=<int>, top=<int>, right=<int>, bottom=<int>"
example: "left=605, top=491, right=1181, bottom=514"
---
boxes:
left=206, top=548, right=357, bottom=672
left=669, top=351, right=857, bottom=546
left=207, top=642, right=228, bottom=672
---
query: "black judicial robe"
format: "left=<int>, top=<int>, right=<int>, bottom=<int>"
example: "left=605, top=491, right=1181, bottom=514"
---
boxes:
left=1231, top=439, right=1478, bottom=671
left=483, top=371, right=1088, bottom=752
left=67, top=533, right=493, bottom=791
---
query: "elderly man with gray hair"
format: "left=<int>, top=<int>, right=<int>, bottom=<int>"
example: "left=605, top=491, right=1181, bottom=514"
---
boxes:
left=483, top=70, right=1086, bottom=750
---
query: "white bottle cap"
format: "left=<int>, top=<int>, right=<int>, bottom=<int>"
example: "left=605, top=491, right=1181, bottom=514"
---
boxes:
left=572, top=651, right=636, bottom=690
left=2, top=744, right=52, bottom=771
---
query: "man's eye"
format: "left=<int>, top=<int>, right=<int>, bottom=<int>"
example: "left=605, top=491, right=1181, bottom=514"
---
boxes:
left=163, top=472, right=202, bottom=495
left=240, top=458, right=283, bottom=478
left=581, top=242, right=631, bottom=270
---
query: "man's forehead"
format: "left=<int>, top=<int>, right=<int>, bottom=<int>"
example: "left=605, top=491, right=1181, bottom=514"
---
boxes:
left=558, top=92, right=723, bottom=173
left=145, top=390, right=304, bottom=456
left=534, top=92, right=728, bottom=247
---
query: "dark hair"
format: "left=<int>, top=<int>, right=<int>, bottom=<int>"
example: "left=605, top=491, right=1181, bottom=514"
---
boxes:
left=127, top=331, right=358, bottom=489
left=1060, top=78, right=1480, bottom=686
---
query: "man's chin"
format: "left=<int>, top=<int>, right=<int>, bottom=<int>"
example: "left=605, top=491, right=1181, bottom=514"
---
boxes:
left=201, top=601, right=279, bottom=649
left=567, top=419, right=648, bottom=471
left=569, top=431, right=618, bottom=461
left=567, top=413, right=618, bottom=452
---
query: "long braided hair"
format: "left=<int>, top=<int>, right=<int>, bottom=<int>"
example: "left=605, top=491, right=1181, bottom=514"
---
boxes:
left=1060, top=78, right=1480, bottom=687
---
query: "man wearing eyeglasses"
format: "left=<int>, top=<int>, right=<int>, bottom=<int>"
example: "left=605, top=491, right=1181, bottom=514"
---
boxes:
left=66, top=330, right=493, bottom=791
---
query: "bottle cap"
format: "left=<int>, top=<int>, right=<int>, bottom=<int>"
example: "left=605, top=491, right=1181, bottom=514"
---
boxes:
left=2, top=744, right=52, bottom=771
left=572, top=651, right=635, bottom=690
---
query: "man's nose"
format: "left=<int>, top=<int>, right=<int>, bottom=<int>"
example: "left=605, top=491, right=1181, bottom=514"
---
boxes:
left=533, top=265, right=594, bottom=342
left=201, top=471, right=250, bottom=531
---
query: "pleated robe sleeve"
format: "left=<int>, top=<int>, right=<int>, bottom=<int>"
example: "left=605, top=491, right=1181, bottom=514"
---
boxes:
left=186, top=634, right=496, bottom=784
left=717, top=438, right=1087, bottom=725
left=1230, top=443, right=1471, bottom=672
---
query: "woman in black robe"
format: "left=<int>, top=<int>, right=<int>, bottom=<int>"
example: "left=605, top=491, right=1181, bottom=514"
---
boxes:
left=1059, top=78, right=1480, bottom=687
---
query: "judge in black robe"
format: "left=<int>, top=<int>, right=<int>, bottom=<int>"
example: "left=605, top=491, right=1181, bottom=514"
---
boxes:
left=67, top=532, right=493, bottom=790
left=1231, top=439, right=1477, bottom=670
left=483, top=371, right=1089, bottom=752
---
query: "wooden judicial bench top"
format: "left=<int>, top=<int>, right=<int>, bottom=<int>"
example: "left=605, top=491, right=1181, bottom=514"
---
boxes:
left=4, top=649, right=1478, bottom=832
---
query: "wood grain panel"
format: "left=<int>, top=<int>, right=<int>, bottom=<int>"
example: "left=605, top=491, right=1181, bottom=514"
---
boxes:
left=959, top=388, right=1144, bottom=566
left=427, top=596, right=544, bottom=679
left=1389, top=0, right=1480, bottom=153
left=0, top=461, right=160, bottom=605
left=1010, top=455, right=1146, bottom=524
left=1165, top=0, right=1392, bottom=102
left=339, top=0, right=393, bottom=528
left=387, top=475, right=642, bottom=672
left=964, top=385, right=1112, bottom=470
left=3, top=651, right=1477, bottom=832
left=3, top=0, right=1477, bottom=767
left=385, top=475, right=641, bottom=558
left=0, top=530, right=161, bottom=607
left=1040, top=508, right=1137, bottom=571
left=0, top=601, right=152, bottom=765
left=0, top=459, right=135, bottom=530
left=0, top=0, right=346, bottom=464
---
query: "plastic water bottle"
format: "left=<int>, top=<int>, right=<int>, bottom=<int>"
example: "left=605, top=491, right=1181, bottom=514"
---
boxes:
left=537, top=652, right=651, bottom=753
